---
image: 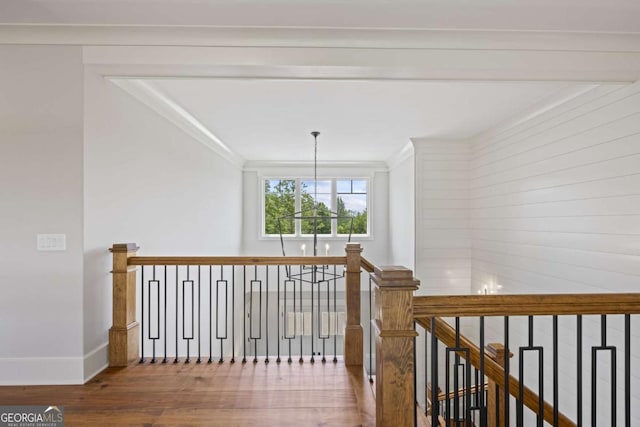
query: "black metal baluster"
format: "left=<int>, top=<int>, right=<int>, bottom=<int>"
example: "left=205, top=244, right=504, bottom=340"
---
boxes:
left=333, top=264, right=337, bottom=363
left=320, top=277, right=326, bottom=363
left=197, top=265, right=201, bottom=364
left=591, top=319, right=597, bottom=426
left=149, top=266, right=159, bottom=364
left=413, top=320, right=417, bottom=427
left=591, top=315, right=617, bottom=427
left=242, top=265, right=246, bottom=364
left=208, top=266, right=213, bottom=364
left=577, top=314, right=582, bottom=425
left=553, top=315, right=558, bottom=426
left=465, top=344, right=472, bottom=427
left=455, top=318, right=460, bottom=424
left=447, top=318, right=471, bottom=426
left=140, top=265, right=145, bottom=363
left=424, top=323, right=428, bottom=416
left=163, top=265, right=167, bottom=363
left=290, top=271, right=294, bottom=364
left=479, top=316, right=486, bottom=427
left=317, top=279, right=329, bottom=364
left=218, top=266, right=227, bottom=364
left=625, top=314, right=631, bottom=427
left=299, top=265, right=303, bottom=363
left=284, top=269, right=295, bottom=364
left=445, top=321, right=453, bottom=423
left=265, top=265, right=270, bottom=364
left=174, top=266, right=179, bottom=364
left=431, top=317, right=439, bottom=427
left=251, top=265, right=261, bottom=364
left=311, top=264, right=315, bottom=364
left=183, top=266, right=194, bottom=364
left=231, top=266, right=235, bottom=364
left=368, top=274, right=372, bottom=381
left=518, top=316, right=543, bottom=427
left=277, top=265, right=281, bottom=364
left=504, top=316, right=510, bottom=425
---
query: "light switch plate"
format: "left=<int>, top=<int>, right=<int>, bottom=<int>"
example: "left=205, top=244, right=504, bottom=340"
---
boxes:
left=37, top=234, right=67, bottom=251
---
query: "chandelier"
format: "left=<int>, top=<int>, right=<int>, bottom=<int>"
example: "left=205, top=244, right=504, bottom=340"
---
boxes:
left=277, top=131, right=354, bottom=283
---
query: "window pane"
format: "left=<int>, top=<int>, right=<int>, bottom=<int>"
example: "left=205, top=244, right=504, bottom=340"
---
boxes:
left=337, top=194, right=367, bottom=235
left=301, top=180, right=331, bottom=235
left=352, top=180, right=367, bottom=193
left=301, top=180, right=332, bottom=194
left=264, top=179, right=296, bottom=235
left=336, top=180, right=351, bottom=193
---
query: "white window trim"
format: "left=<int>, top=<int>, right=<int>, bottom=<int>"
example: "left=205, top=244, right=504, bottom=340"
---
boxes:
left=260, top=175, right=372, bottom=240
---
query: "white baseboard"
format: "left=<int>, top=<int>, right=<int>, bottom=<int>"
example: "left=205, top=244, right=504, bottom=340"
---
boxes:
left=0, top=357, right=84, bottom=385
left=83, top=343, right=109, bottom=383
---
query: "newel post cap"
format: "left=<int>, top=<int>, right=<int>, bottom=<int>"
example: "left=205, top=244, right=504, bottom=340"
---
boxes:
left=345, top=242, right=363, bottom=252
left=110, top=243, right=140, bottom=253
left=372, top=265, right=419, bottom=289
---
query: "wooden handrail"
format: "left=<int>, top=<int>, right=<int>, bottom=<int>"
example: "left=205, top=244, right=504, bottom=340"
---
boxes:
left=360, top=256, right=375, bottom=273
left=416, top=317, right=576, bottom=427
left=414, top=293, right=640, bottom=317
left=128, top=255, right=347, bottom=266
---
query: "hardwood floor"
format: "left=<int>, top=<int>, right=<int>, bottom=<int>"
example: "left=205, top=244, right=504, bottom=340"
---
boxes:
left=0, top=359, right=375, bottom=426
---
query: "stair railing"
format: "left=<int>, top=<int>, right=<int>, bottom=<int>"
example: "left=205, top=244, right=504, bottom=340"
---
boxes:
left=369, top=262, right=640, bottom=427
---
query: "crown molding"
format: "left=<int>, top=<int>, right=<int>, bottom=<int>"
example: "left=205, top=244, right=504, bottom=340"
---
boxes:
left=243, top=159, right=388, bottom=172
left=386, top=142, right=414, bottom=170
left=470, top=83, right=604, bottom=144
left=108, top=78, right=244, bottom=168
left=2, top=24, right=640, bottom=52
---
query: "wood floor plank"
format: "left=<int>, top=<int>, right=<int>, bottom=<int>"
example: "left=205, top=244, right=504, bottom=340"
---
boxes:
left=0, top=360, right=375, bottom=426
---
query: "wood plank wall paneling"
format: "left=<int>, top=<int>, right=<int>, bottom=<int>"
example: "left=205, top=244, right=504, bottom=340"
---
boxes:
left=414, top=140, right=471, bottom=296
left=469, top=82, right=640, bottom=425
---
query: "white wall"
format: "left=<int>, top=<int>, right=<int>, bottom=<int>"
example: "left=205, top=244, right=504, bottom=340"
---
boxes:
left=413, top=139, right=471, bottom=297
left=0, top=46, right=85, bottom=384
left=469, top=83, right=640, bottom=424
left=388, top=148, right=415, bottom=269
left=83, top=66, right=243, bottom=380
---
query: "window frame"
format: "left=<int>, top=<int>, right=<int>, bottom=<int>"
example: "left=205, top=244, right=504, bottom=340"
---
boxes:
left=261, top=175, right=371, bottom=240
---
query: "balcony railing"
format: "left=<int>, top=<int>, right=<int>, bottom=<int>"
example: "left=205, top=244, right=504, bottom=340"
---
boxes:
left=109, top=243, right=365, bottom=367
left=110, top=243, right=640, bottom=426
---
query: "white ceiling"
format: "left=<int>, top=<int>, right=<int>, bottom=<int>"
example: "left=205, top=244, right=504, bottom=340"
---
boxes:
left=146, top=78, right=578, bottom=162
left=5, top=0, right=625, bottom=164
left=2, top=0, right=640, bottom=32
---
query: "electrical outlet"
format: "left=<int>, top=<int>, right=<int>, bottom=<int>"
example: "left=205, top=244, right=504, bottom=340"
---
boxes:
left=37, top=234, right=66, bottom=251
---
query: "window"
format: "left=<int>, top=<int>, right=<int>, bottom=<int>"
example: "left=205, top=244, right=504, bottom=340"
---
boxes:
left=264, top=179, right=296, bottom=235
left=263, top=177, right=369, bottom=237
left=301, top=180, right=332, bottom=235
left=337, top=179, right=368, bottom=235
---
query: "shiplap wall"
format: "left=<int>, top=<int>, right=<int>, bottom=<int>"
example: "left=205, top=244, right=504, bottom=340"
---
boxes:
left=388, top=151, right=415, bottom=269
left=469, top=82, right=640, bottom=424
left=414, top=139, right=471, bottom=297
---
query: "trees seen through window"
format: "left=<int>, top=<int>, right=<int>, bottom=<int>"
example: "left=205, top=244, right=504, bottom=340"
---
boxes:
left=264, top=178, right=368, bottom=236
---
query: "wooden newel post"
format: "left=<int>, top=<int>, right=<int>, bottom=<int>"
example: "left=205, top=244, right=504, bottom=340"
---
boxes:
left=345, top=242, right=364, bottom=366
left=109, top=243, right=140, bottom=367
left=486, top=343, right=513, bottom=427
left=372, top=266, right=420, bottom=427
